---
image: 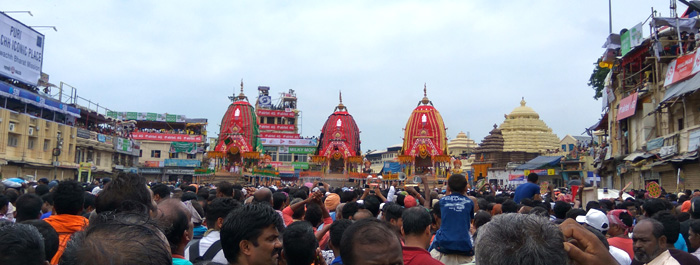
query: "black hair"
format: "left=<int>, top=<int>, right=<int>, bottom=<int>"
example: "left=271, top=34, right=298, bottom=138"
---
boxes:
left=35, top=184, right=50, bottom=196
left=329, top=219, right=353, bottom=249
left=553, top=201, right=572, bottom=219
left=183, top=185, right=197, bottom=193
left=447, top=174, right=467, bottom=193
left=342, top=202, right=361, bottom=220
left=181, top=191, right=198, bottom=202
left=20, top=219, right=58, bottom=262
left=402, top=206, right=431, bottom=236
left=396, top=193, right=405, bottom=207
left=233, top=189, right=245, bottom=202
left=61, top=211, right=171, bottom=265
left=206, top=198, right=240, bottom=229
left=529, top=206, right=549, bottom=218
left=585, top=201, right=600, bottom=212
left=565, top=208, right=587, bottom=220
left=304, top=203, right=323, bottom=227
left=282, top=221, right=318, bottom=265
left=216, top=181, right=234, bottom=197
left=643, top=199, right=667, bottom=218
left=41, top=193, right=54, bottom=206
left=652, top=210, right=680, bottom=243
left=618, top=211, right=634, bottom=227
left=0, top=223, right=46, bottom=265
left=83, top=193, right=96, bottom=211
left=473, top=210, right=492, bottom=229
left=383, top=202, right=404, bottom=222
left=527, top=173, right=538, bottom=183
left=431, top=201, right=441, bottom=221
left=477, top=198, right=489, bottom=211
left=340, top=218, right=401, bottom=265
left=95, top=173, right=154, bottom=214
left=221, top=203, right=284, bottom=263
left=690, top=219, right=700, bottom=235
left=501, top=199, right=518, bottom=213
left=4, top=189, right=19, bottom=204
left=521, top=198, right=535, bottom=207
left=0, top=195, right=7, bottom=211
left=53, top=180, right=85, bottom=215
left=273, top=192, right=288, bottom=210
left=151, top=184, right=171, bottom=200
left=15, top=193, right=42, bottom=222
left=363, top=195, right=381, bottom=217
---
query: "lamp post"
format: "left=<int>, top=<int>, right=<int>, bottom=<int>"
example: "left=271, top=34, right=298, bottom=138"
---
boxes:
left=52, top=132, right=63, bottom=180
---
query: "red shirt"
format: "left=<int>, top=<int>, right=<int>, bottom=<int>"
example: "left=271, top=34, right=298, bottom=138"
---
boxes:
left=402, top=246, right=444, bottom=265
left=608, top=237, right=633, bottom=259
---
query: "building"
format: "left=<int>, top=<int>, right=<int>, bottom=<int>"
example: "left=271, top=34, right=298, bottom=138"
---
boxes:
left=312, top=93, right=362, bottom=174
left=447, top=131, right=478, bottom=176
left=365, top=144, right=403, bottom=175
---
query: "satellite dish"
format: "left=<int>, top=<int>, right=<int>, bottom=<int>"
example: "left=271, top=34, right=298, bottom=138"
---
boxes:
left=398, top=172, right=407, bottom=181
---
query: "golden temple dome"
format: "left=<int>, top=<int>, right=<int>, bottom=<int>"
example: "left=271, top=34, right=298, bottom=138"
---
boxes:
left=499, top=98, right=559, bottom=153
left=448, top=131, right=478, bottom=156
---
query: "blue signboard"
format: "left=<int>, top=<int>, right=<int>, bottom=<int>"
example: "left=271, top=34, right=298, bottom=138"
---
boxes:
left=164, top=159, right=201, bottom=168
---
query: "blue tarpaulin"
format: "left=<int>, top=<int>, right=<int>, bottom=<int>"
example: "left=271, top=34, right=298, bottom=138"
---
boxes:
left=515, top=156, right=562, bottom=170
left=381, top=162, right=401, bottom=174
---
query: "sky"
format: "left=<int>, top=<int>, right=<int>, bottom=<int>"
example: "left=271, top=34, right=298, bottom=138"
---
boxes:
left=2, top=0, right=677, bottom=152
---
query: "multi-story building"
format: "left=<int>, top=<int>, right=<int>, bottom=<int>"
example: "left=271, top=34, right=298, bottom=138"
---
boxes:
left=593, top=6, right=700, bottom=191
left=108, top=111, right=207, bottom=183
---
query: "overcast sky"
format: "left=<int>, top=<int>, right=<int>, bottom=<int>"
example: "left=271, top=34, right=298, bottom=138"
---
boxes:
left=3, top=1, right=676, bottom=151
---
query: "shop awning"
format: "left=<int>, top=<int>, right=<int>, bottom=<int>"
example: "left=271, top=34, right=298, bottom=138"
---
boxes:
left=624, top=152, right=654, bottom=162
left=515, top=156, right=562, bottom=170
left=588, top=113, right=609, bottom=131
left=662, top=73, right=700, bottom=103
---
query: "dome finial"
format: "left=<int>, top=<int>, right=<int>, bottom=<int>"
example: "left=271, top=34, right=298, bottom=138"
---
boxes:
left=520, top=97, right=526, bottom=106
left=420, top=83, right=431, bottom=105
left=335, top=90, right=346, bottom=111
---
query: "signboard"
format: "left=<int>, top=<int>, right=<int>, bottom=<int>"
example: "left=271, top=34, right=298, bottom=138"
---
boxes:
left=509, top=174, right=525, bottom=181
left=144, top=161, right=163, bottom=168
left=106, top=111, right=187, bottom=122
left=140, top=168, right=163, bottom=174
left=131, top=132, right=202, bottom=142
left=289, top=147, right=316, bottom=154
left=164, top=159, right=201, bottom=168
left=256, top=109, right=294, bottom=118
left=259, top=132, right=300, bottom=139
left=620, top=22, right=643, bottom=56
left=257, top=95, right=272, bottom=108
left=259, top=138, right=317, bottom=147
left=115, top=138, right=132, bottom=152
left=664, top=50, right=700, bottom=87
left=165, top=168, right=195, bottom=175
left=259, top=124, right=295, bottom=131
left=170, top=142, right=196, bottom=154
left=76, top=128, right=91, bottom=139
left=617, top=92, right=638, bottom=121
left=292, top=162, right=309, bottom=170
left=0, top=13, right=44, bottom=86
left=263, top=146, right=278, bottom=152
left=523, top=169, right=551, bottom=176
left=278, top=165, right=295, bottom=174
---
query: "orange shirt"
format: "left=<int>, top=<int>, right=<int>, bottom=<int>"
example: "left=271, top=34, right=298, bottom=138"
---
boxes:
left=44, top=214, right=89, bottom=265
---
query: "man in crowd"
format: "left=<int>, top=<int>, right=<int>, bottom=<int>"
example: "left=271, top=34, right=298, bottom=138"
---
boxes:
left=327, top=219, right=353, bottom=265
left=340, top=218, right=403, bottom=265
left=253, top=188, right=273, bottom=206
left=0, top=223, right=48, bottom=265
left=431, top=174, right=474, bottom=264
left=216, top=181, right=234, bottom=198
left=402, top=206, right=444, bottom=265
left=156, top=198, right=194, bottom=265
left=221, top=203, right=284, bottom=265
left=513, top=173, right=542, bottom=203
left=630, top=218, right=700, bottom=265
left=44, top=180, right=88, bottom=265
left=151, top=183, right=171, bottom=204
left=15, top=193, right=43, bottom=222
left=21, top=219, right=59, bottom=264
left=282, top=221, right=321, bottom=265
left=185, top=197, right=240, bottom=263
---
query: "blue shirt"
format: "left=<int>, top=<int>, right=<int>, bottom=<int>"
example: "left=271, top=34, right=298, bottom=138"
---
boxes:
left=513, top=182, right=540, bottom=203
left=433, top=193, right=474, bottom=255
left=331, top=256, right=343, bottom=265
left=40, top=211, right=52, bottom=220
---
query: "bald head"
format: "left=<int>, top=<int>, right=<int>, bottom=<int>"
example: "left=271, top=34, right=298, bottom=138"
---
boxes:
left=253, top=188, right=273, bottom=206
left=156, top=198, right=192, bottom=254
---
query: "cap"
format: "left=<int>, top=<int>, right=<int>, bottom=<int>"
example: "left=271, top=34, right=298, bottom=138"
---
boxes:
left=325, top=193, right=340, bottom=210
left=607, top=209, right=630, bottom=230
left=404, top=195, right=417, bottom=208
left=576, top=209, right=609, bottom=232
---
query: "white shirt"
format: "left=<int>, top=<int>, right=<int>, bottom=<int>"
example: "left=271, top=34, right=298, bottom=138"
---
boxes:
left=610, top=246, right=631, bottom=265
left=647, top=250, right=681, bottom=265
left=184, top=230, right=227, bottom=264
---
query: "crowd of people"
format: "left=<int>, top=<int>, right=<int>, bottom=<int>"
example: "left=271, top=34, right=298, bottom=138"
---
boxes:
left=2, top=172, right=700, bottom=264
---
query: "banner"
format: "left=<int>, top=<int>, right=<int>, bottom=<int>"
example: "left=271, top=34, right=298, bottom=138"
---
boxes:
left=664, top=50, right=700, bottom=87
left=170, top=142, right=196, bottom=154
left=106, top=111, right=187, bottom=122
left=288, top=147, right=316, bottom=154
left=131, top=132, right=202, bottom=142
left=164, top=159, right=201, bottom=168
left=292, top=162, right=309, bottom=170
left=620, top=22, right=644, bottom=56
left=116, top=138, right=132, bottom=152
left=259, top=132, right=300, bottom=139
left=617, top=92, right=638, bottom=121
left=256, top=109, right=295, bottom=118
left=0, top=13, right=44, bottom=86
left=259, top=124, right=295, bottom=131
left=259, top=138, right=317, bottom=146
left=144, top=161, right=163, bottom=168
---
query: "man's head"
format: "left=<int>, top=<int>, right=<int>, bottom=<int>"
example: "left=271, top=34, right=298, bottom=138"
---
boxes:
left=282, top=221, right=318, bottom=265
left=642, top=198, right=667, bottom=218
left=155, top=198, right=193, bottom=254
left=688, top=219, right=700, bottom=250
left=691, top=197, right=700, bottom=219
left=206, top=198, right=240, bottom=230
left=651, top=211, right=680, bottom=248
left=61, top=211, right=171, bottom=265
left=341, top=201, right=360, bottom=220
left=329, top=219, right=353, bottom=252
left=527, top=173, right=539, bottom=183
left=221, top=203, right=284, bottom=265
left=382, top=202, right=404, bottom=229
left=324, top=193, right=340, bottom=212
left=340, top=218, right=402, bottom=265
left=95, top=173, right=155, bottom=214
left=253, top=188, right=273, bottom=206
left=150, top=183, right=170, bottom=204
left=401, top=206, right=432, bottom=248
left=20, top=219, right=58, bottom=263
left=552, top=201, right=571, bottom=220
left=447, top=174, right=467, bottom=193
left=53, top=180, right=84, bottom=215
left=0, top=223, right=47, bottom=265
left=575, top=209, right=609, bottom=234
left=475, top=213, right=568, bottom=265
left=272, top=192, right=288, bottom=211
left=216, top=181, right=234, bottom=198
left=633, top=218, right=667, bottom=263
left=352, top=209, right=373, bottom=220
left=15, top=193, right=43, bottom=222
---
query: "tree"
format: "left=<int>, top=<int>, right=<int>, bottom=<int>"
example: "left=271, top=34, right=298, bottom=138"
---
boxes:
left=588, top=62, right=610, bottom=100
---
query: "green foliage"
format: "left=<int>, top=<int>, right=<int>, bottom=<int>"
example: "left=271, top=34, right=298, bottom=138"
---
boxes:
left=588, top=64, right=610, bottom=100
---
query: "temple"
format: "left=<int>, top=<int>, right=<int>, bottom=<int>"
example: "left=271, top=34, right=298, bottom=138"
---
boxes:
left=312, top=92, right=362, bottom=175
left=500, top=98, right=560, bottom=153
left=399, top=84, right=451, bottom=181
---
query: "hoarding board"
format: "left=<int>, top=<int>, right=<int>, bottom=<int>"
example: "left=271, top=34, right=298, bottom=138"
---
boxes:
left=0, top=13, right=44, bottom=86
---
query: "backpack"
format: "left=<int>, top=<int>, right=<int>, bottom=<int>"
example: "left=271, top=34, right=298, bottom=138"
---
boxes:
left=188, top=239, right=222, bottom=262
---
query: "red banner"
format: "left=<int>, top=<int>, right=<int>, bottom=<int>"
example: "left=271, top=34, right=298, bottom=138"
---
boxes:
left=256, top=109, right=295, bottom=118
left=259, top=124, right=295, bottom=131
left=131, top=132, right=202, bottom=142
left=617, top=92, right=638, bottom=121
left=664, top=50, right=700, bottom=87
left=260, top=132, right=300, bottom=139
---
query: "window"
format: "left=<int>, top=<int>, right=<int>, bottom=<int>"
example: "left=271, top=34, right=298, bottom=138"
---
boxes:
left=279, top=153, right=293, bottom=162
left=139, top=149, right=143, bottom=157
left=294, top=154, right=308, bottom=162
left=187, top=153, right=197, bottom=159
left=561, top=144, right=566, bottom=151
left=27, top=138, right=35, bottom=149
left=7, top=134, right=18, bottom=147
left=568, top=144, right=574, bottom=151
left=151, top=150, right=161, bottom=158
left=169, top=152, right=178, bottom=159
left=44, top=139, right=50, bottom=151
left=679, top=118, right=685, bottom=131
left=96, top=153, right=101, bottom=166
